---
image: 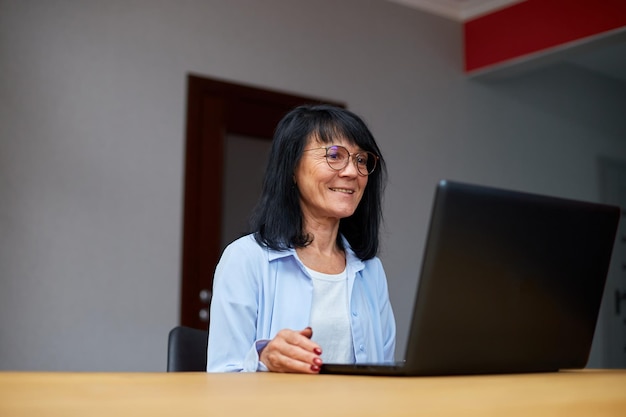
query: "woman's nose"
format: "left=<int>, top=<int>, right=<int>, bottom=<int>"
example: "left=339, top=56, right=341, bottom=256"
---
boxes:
left=339, top=156, right=360, bottom=176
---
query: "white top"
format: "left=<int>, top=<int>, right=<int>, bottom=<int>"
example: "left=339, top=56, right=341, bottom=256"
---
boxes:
left=306, top=266, right=355, bottom=364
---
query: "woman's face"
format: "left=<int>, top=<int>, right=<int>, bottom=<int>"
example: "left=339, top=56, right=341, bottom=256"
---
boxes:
left=294, top=135, right=369, bottom=226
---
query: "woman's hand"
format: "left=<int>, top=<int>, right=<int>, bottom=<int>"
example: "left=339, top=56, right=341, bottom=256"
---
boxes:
left=259, top=327, right=323, bottom=373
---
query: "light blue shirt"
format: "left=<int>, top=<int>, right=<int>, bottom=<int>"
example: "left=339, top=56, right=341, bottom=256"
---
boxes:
left=206, top=234, right=396, bottom=372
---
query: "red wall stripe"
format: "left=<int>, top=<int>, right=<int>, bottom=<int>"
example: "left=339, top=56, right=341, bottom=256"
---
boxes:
left=464, top=0, right=626, bottom=73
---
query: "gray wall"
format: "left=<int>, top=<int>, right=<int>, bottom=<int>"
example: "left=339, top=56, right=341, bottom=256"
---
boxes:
left=1, top=0, right=625, bottom=371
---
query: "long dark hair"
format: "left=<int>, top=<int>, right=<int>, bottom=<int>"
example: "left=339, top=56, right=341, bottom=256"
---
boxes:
left=248, top=104, right=387, bottom=260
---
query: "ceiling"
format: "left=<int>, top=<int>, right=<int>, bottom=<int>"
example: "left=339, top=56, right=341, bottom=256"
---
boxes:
left=386, top=0, right=626, bottom=83
left=386, top=0, right=524, bottom=21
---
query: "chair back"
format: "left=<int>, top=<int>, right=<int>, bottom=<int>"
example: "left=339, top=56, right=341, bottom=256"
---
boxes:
left=167, top=326, right=208, bottom=372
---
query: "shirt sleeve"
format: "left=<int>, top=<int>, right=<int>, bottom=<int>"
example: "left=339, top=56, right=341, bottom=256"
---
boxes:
left=374, top=258, right=397, bottom=362
left=206, top=237, right=267, bottom=372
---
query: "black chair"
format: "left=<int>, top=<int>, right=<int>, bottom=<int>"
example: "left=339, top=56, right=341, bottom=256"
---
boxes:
left=167, top=326, right=208, bottom=372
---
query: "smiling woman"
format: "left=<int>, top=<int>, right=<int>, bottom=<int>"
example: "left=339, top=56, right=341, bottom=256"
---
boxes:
left=206, top=104, right=396, bottom=374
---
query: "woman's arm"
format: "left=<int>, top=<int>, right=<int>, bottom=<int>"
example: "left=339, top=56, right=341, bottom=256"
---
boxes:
left=207, top=236, right=323, bottom=372
left=207, top=237, right=263, bottom=372
left=375, top=258, right=397, bottom=362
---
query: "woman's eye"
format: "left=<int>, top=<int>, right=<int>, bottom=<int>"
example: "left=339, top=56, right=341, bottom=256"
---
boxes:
left=327, top=148, right=344, bottom=160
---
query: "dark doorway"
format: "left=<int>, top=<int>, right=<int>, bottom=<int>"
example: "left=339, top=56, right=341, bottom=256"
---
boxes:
left=180, top=74, right=344, bottom=330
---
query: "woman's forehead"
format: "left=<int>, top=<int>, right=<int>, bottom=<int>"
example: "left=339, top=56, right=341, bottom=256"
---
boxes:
left=306, top=132, right=354, bottom=147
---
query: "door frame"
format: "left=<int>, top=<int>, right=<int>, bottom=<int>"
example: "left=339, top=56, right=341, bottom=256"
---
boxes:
left=180, top=74, right=343, bottom=330
left=596, top=157, right=626, bottom=368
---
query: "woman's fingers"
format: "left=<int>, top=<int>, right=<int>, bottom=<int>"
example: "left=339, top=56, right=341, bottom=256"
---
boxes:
left=260, top=328, right=323, bottom=373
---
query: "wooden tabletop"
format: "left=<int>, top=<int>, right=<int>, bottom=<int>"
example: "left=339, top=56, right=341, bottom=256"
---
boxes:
left=1, top=370, right=625, bottom=416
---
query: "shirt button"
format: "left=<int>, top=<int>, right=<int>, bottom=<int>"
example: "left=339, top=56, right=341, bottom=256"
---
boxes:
left=359, top=344, right=365, bottom=351
left=352, top=311, right=358, bottom=317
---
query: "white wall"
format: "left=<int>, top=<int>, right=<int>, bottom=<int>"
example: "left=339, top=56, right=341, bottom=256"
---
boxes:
left=1, top=0, right=625, bottom=371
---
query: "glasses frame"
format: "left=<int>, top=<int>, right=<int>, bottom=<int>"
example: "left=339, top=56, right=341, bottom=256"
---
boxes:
left=303, top=145, right=379, bottom=176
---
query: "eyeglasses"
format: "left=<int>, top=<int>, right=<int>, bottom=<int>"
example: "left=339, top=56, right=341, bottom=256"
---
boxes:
left=303, top=145, right=379, bottom=176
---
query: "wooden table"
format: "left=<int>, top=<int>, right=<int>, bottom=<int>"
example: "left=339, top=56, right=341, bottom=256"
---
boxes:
left=1, top=370, right=625, bottom=416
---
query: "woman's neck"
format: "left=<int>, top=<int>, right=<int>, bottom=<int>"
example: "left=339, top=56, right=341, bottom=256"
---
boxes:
left=297, top=219, right=345, bottom=274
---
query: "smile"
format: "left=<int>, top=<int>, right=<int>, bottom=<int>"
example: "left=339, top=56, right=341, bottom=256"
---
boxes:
left=330, top=188, right=354, bottom=194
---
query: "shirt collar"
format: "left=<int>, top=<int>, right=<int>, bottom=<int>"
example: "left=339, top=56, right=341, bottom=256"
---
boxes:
left=266, top=235, right=365, bottom=271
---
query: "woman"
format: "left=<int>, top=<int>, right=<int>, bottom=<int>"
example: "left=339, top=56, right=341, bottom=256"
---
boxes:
left=207, top=104, right=395, bottom=373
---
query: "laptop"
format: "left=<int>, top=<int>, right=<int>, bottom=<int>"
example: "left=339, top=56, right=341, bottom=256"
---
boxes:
left=320, top=180, right=620, bottom=376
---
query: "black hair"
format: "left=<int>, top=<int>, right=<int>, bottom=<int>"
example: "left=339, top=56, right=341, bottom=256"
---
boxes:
left=248, top=104, right=387, bottom=260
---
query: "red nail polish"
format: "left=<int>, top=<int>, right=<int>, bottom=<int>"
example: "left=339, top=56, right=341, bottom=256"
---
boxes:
left=314, top=348, right=322, bottom=355
left=311, top=365, right=320, bottom=372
